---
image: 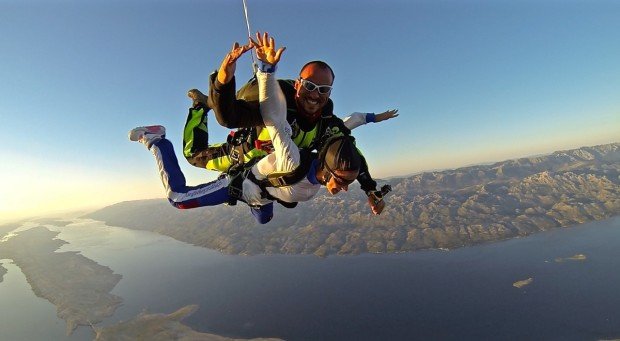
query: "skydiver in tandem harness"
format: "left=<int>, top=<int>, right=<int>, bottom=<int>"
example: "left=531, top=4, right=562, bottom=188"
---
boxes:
left=182, top=33, right=395, bottom=215
left=129, top=33, right=381, bottom=224
left=183, top=90, right=397, bottom=177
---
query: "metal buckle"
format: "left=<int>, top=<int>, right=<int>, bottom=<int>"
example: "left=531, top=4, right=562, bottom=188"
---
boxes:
left=268, top=176, right=287, bottom=187
left=230, top=148, right=241, bottom=163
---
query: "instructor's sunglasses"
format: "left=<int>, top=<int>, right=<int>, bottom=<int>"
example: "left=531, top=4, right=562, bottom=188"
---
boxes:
left=299, top=78, right=333, bottom=95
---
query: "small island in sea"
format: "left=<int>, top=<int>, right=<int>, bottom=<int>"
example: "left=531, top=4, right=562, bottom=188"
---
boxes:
left=555, top=254, right=587, bottom=262
left=513, top=278, right=534, bottom=289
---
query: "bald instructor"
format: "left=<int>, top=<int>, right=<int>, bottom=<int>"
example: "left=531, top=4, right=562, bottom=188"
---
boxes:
left=207, top=34, right=387, bottom=214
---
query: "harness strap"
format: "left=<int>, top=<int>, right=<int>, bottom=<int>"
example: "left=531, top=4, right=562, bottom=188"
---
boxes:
left=264, top=149, right=317, bottom=187
left=226, top=127, right=258, bottom=169
left=191, top=145, right=228, bottom=161
left=226, top=157, right=261, bottom=206
left=243, top=150, right=316, bottom=209
left=226, top=170, right=245, bottom=206
left=229, top=144, right=245, bottom=166
left=246, top=171, right=298, bottom=209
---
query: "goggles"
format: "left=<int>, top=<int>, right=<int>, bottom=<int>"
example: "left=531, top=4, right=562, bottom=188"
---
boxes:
left=323, top=161, right=356, bottom=187
left=299, top=78, right=333, bottom=95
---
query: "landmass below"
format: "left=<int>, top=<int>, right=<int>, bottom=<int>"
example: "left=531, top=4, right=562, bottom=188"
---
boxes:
left=85, top=142, right=620, bottom=256
left=0, top=226, right=122, bottom=335
left=0, top=224, right=282, bottom=340
left=94, top=305, right=283, bottom=341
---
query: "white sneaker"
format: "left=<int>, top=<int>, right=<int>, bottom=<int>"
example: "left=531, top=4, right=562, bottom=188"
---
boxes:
left=128, top=125, right=166, bottom=148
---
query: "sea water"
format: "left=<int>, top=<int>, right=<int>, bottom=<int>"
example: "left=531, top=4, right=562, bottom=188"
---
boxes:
left=1, top=216, right=620, bottom=340
left=0, top=259, right=74, bottom=341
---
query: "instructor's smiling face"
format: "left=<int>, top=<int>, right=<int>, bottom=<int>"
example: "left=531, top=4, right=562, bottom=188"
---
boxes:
left=295, top=64, right=333, bottom=118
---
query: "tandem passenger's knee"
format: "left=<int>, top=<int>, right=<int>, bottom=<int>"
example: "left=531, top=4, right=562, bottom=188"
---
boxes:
left=251, top=204, right=274, bottom=224
left=168, top=198, right=198, bottom=210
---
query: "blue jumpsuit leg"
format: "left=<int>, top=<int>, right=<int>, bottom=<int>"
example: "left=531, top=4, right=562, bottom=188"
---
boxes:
left=151, top=139, right=229, bottom=209
left=150, top=139, right=273, bottom=224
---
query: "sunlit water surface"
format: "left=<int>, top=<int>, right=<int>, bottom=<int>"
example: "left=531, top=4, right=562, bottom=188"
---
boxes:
left=1, top=216, right=620, bottom=340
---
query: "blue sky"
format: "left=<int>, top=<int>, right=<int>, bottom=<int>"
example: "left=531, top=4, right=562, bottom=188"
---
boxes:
left=1, top=0, right=619, bottom=221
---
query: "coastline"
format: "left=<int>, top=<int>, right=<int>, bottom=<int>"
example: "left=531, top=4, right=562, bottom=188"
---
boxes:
left=0, top=221, right=286, bottom=340
left=0, top=226, right=122, bottom=335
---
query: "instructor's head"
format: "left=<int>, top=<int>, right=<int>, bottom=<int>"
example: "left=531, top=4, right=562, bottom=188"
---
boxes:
left=295, top=61, right=334, bottom=119
left=318, top=136, right=360, bottom=195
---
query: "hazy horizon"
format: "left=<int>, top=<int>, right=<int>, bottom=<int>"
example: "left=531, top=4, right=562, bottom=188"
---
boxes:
left=2, top=140, right=617, bottom=223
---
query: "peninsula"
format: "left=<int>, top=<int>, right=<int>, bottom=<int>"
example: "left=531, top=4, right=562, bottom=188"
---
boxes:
left=0, top=223, right=291, bottom=340
left=0, top=226, right=122, bottom=335
left=94, top=305, right=283, bottom=341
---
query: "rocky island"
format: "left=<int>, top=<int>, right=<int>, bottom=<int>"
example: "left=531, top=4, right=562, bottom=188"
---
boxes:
left=555, top=254, right=587, bottom=262
left=85, top=143, right=620, bottom=256
left=513, top=278, right=534, bottom=288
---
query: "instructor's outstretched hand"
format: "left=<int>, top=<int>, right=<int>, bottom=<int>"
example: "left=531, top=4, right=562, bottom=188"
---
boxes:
left=375, top=109, right=399, bottom=122
left=251, top=31, right=286, bottom=66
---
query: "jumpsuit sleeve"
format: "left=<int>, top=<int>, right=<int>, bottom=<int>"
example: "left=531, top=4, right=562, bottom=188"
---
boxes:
left=343, top=112, right=379, bottom=130
left=257, top=69, right=301, bottom=174
left=207, top=72, right=264, bottom=129
left=343, top=112, right=368, bottom=130
left=328, top=116, right=378, bottom=193
left=356, top=151, right=378, bottom=193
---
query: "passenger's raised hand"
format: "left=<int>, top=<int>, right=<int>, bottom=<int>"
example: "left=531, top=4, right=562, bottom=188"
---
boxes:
left=250, top=32, right=286, bottom=66
left=217, top=41, right=253, bottom=84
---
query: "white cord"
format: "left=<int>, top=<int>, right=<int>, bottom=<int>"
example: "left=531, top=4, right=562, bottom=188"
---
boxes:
left=242, top=0, right=258, bottom=74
